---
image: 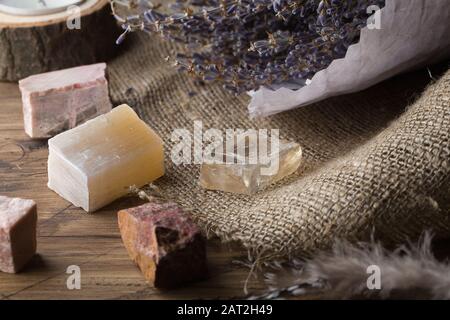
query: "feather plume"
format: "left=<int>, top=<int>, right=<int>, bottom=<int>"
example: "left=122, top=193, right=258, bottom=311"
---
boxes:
left=255, top=233, right=450, bottom=300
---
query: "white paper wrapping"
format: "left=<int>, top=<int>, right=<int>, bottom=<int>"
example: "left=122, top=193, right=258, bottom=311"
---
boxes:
left=248, top=0, right=450, bottom=117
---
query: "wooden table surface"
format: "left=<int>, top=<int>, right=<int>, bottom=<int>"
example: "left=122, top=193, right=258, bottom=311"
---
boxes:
left=3, top=74, right=449, bottom=300
left=0, top=82, right=266, bottom=300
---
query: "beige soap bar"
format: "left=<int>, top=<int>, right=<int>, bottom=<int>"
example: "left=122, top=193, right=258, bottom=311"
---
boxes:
left=48, top=105, right=165, bottom=212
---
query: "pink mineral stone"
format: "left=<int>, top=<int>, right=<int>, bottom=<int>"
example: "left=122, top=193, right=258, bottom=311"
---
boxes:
left=0, top=195, right=37, bottom=273
left=19, top=63, right=112, bottom=138
left=118, top=202, right=208, bottom=288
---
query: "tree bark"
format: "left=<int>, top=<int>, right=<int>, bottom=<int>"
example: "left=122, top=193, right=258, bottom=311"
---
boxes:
left=0, top=0, right=121, bottom=82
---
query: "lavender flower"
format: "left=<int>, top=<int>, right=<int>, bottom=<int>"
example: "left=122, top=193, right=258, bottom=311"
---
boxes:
left=111, top=0, right=385, bottom=95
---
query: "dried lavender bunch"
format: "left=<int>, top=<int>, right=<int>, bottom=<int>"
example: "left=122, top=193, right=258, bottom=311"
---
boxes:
left=112, top=0, right=385, bottom=95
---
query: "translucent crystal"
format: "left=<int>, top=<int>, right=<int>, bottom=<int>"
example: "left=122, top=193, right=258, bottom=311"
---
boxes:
left=199, top=136, right=302, bottom=195
left=47, top=104, right=165, bottom=212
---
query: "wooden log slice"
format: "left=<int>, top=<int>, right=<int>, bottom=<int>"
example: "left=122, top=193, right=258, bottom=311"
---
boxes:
left=0, top=0, right=121, bottom=82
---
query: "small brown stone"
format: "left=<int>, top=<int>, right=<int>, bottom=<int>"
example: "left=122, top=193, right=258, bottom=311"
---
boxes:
left=118, top=202, right=208, bottom=288
left=0, top=195, right=37, bottom=273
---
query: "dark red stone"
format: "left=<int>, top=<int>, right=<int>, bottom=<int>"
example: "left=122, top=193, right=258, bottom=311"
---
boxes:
left=118, top=202, right=208, bottom=288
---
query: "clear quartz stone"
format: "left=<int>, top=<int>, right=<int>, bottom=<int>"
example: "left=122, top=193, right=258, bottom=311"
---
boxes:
left=199, top=135, right=302, bottom=195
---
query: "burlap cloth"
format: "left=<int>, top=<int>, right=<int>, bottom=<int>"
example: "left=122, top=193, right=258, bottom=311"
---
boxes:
left=108, top=34, right=450, bottom=259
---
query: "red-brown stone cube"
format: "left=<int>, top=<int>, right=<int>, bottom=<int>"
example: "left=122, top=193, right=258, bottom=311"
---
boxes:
left=0, top=196, right=37, bottom=273
left=118, top=202, right=207, bottom=288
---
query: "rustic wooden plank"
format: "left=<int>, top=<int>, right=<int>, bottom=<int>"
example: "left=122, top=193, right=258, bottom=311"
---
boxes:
left=0, top=237, right=260, bottom=300
left=0, top=82, right=266, bottom=300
